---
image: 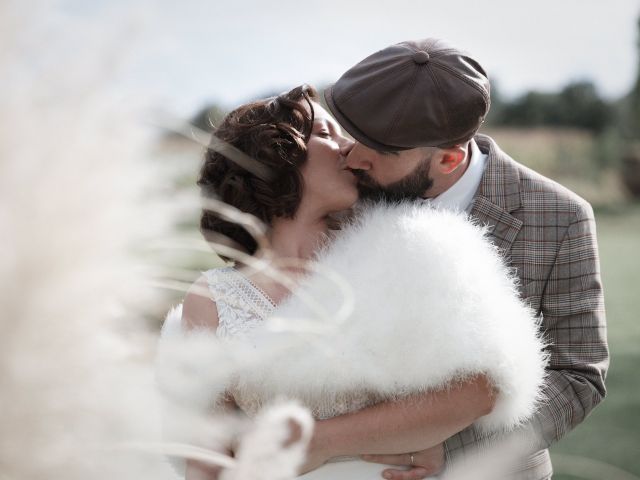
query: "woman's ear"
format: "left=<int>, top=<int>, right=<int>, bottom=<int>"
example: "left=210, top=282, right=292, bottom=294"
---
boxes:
left=434, top=146, right=466, bottom=174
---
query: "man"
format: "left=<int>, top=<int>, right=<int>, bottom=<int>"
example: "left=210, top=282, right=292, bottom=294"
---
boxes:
left=314, top=38, right=609, bottom=479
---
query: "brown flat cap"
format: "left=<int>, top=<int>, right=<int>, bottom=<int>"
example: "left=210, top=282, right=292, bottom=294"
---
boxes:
left=324, top=38, right=490, bottom=151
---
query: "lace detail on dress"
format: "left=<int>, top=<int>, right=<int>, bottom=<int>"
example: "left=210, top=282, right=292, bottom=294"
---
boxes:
left=231, top=386, right=385, bottom=421
left=203, top=266, right=383, bottom=421
left=202, top=266, right=275, bottom=339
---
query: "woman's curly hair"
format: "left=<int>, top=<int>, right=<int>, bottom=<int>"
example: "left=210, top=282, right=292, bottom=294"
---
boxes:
left=197, top=84, right=318, bottom=257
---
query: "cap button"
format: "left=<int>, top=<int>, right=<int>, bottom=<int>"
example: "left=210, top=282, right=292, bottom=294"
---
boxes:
left=412, top=51, right=430, bottom=64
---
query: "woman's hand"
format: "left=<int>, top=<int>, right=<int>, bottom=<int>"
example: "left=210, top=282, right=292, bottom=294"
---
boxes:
left=184, top=443, right=235, bottom=480
left=185, top=458, right=224, bottom=480
left=361, top=443, right=445, bottom=480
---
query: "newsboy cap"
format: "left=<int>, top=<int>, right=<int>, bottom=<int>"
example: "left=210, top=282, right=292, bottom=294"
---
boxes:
left=324, top=38, right=491, bottom=151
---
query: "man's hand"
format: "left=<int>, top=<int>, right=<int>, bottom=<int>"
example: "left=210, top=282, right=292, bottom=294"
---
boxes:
left=298, top=447, right=330, bottom=476
left=298, top=426, right=330, bottom=476
left=361, top=443, right=445, bottom=480
left=298, top=418, right=332, bottom=475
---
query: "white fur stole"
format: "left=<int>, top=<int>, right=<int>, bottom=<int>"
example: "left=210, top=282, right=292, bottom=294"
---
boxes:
left=161, top=203, right=548, bottom=436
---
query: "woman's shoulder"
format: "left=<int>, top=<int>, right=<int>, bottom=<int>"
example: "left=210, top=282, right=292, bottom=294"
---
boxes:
left=181, top=272, right=220, bottom=331
left=181, top=266, right=276, bottom=332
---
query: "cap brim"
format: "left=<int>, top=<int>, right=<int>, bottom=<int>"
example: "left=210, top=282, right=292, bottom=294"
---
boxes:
left=323, top=85, right=411, bottom=152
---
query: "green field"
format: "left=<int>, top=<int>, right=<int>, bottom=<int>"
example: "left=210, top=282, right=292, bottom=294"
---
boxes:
left=550, top=204, right=640, bottom=480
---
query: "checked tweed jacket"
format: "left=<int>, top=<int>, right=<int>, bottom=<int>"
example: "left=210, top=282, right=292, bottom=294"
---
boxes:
left=443, top=134, right=610, bottom=479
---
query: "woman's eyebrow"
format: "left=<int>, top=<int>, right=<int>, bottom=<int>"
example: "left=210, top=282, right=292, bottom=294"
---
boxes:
left=315, top=117, right=342, bottom=134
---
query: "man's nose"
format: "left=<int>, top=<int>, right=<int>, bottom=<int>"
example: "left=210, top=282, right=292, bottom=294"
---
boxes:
left=338, top=135, right=355, bottom=157
left=345, top=144, right=372, bottom=170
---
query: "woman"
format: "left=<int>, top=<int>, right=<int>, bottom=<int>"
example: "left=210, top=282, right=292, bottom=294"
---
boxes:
left=162, top=85, right=547, bottom=480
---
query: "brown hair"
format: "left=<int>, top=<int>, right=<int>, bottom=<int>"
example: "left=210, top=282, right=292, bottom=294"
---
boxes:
left=197, top=84, right=318, bottom=257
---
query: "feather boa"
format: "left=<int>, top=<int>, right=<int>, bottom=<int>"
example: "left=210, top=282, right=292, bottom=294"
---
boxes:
left=161, top=203, right=548, bottom=435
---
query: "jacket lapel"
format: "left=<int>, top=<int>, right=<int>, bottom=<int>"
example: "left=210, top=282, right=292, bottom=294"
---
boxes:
left=470, top=135, right=523, bottom=253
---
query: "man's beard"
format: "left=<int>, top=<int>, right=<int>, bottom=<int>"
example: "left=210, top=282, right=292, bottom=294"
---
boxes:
left=353, top=158, right=434, bottom=202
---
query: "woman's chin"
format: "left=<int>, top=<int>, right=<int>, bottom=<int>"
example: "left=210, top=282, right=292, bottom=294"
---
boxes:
left=317, top=185, right=358, bottom=215
left=343, top=190, right=359, bottom=209
left=326, top=195, right=357, bottom=218
left=330, top=187, right=359, bottom=211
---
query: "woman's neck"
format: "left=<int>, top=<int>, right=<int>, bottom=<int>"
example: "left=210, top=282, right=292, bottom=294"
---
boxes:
left=268, top=211, right=330, bottom=261
left=241, top=204, right=333, bottom=304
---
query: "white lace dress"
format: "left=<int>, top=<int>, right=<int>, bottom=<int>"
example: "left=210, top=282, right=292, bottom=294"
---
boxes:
left=204, top=266, right=414, bottom=480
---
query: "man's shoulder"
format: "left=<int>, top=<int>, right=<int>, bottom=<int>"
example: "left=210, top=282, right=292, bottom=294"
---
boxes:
left=477, top=134, right=593, bottom=220
left=514, top=159, right=591, bottom=212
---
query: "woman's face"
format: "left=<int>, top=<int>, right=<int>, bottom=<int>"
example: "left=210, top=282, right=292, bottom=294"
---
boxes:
left=299, top=101, right=358, bottom=213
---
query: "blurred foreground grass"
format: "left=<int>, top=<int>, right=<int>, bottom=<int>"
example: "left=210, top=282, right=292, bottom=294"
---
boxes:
left=551, top=204, right=640, bottom=480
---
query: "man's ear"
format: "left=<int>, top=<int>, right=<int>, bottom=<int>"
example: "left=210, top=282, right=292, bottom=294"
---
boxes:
left=434, top=146, right=466, bottom=174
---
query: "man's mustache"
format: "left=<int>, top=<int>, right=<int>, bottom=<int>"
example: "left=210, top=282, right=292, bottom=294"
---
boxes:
left=350, top=169, right=379, bottom=188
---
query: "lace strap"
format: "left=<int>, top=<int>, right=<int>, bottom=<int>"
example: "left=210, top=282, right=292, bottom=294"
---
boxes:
left=202, top=267, right=275, bottom=338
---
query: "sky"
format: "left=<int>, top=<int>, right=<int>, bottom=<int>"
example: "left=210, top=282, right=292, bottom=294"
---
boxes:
left=22, top=0, right=640, bottom=117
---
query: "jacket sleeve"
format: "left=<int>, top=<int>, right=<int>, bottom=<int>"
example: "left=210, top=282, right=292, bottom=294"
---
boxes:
left=444, top=201, right=609, bottom=465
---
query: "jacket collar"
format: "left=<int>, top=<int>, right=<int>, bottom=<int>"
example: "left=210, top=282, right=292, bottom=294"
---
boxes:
left=470, top=134, right=523, bottom=251
left=474, top=134, right=522, bottom=213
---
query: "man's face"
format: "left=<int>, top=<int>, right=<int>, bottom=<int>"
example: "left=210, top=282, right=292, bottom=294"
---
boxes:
left=345, top=142, right=435, bottom=201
